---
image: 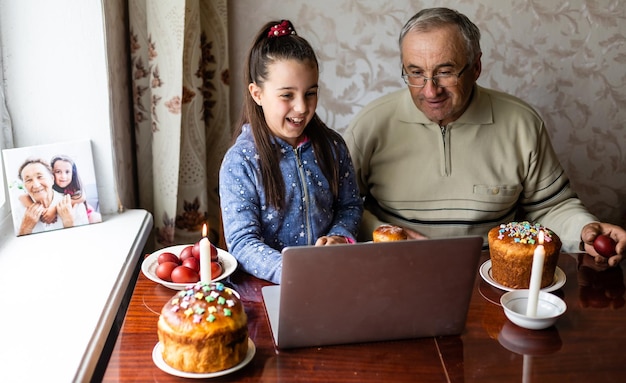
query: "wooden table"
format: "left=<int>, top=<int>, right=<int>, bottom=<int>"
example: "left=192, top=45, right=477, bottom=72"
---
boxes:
left=98, top=252, right=626, bottom=382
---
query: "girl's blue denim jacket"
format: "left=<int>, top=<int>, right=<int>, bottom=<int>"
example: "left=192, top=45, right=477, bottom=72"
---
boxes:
left=219, top=124, right=363, bottom=284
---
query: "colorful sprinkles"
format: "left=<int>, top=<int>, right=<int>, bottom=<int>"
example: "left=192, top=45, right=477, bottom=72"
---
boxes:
left=168, top=282, right=239, bottom=323
left=496, top=221, right=554, bottom=244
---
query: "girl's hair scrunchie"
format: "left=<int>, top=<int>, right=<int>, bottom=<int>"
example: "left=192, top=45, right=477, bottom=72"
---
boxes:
left=268, top=20, right=296, bottom=38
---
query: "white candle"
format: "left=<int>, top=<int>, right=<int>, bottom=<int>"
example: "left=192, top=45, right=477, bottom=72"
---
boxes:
left=526, top=231, right=545, bottom=317
left=199, top=223, right=211, bottom=283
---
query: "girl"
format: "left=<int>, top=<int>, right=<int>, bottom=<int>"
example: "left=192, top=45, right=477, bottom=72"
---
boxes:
left=19, top=155, right=102, bottom=224
left=51, top=155, right=102, bottom=224
left=219, top=20, right=363, bottom=284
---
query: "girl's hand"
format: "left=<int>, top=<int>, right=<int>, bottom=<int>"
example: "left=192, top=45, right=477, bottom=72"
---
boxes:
left=40, top=206, right=58, bottom=224
left=315, top=235, right=351, bottom=246
left=56, top=194, right=75, bottom=228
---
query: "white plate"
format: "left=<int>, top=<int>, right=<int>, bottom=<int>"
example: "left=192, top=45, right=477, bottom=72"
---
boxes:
left=479, top=260, right=566, bottom=292
left=142, top=244, right=237, bottom=290
left=152, top=338, right=255, bottom=378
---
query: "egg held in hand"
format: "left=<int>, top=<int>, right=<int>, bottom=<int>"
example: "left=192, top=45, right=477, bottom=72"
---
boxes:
left=594, top=235, right=617, bottom=258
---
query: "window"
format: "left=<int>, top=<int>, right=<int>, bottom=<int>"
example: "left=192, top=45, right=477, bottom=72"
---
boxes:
left=0, top=159, right=5, bottom=214
left=0, top=159, right=5, bottom=210
left=0, top=53, right=11, bottom=218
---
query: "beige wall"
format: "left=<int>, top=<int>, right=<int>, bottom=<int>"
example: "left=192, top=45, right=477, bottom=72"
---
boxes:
left=228, top=0, right=626, bottom=226
left=0, top=0, right=120, bottom=215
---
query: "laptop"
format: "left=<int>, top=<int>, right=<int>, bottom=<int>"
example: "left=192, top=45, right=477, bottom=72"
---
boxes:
left=261, top=236, right=483, bottom=349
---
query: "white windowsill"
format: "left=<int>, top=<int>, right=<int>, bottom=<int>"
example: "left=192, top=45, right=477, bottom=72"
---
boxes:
left=0, top=209, right=153, bottom=382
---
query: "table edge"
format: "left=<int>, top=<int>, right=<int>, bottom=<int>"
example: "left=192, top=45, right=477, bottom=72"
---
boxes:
left=73, top=210, right=153, bottom=382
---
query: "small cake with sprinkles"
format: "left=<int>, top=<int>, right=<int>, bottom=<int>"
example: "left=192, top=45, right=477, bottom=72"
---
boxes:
left=157, top=282, right=248, bottom=373
left=488, top=221, right=562, bottom=289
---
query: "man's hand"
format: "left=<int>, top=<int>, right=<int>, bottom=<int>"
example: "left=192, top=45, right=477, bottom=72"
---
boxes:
left=403, top=227, right=429, bottom=240
left=580, top=222, right=625, bottom=267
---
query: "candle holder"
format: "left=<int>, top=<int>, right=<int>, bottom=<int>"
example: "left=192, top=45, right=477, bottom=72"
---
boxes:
left=500, top=290, right=566, bottom=330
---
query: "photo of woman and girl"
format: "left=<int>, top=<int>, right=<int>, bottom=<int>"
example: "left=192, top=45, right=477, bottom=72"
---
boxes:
left=3, top=140, right=102, bottom=236
left=18, top=154, right=101, bottom=225
left=219, top=20, right=363, bottom=284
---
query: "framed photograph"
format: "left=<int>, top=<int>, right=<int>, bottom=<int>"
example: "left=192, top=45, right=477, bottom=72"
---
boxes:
left=2, top=139, right=102, bottom=236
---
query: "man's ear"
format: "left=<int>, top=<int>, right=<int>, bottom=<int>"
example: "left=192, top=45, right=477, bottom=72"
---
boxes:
left=471, top=52, right=482, bottom=81
left=248, top=83, right=262, bottom=106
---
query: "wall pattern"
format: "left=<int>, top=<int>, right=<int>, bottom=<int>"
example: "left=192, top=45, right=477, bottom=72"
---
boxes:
left=229, top=0, right=626, bottom=227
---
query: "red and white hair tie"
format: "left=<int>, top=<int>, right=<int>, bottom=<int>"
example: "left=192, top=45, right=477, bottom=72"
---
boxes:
left=268, top=20, right=296, bottom=38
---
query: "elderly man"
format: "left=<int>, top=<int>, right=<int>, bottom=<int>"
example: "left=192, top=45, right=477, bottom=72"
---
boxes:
left=344, top=7, right=624, bottom=266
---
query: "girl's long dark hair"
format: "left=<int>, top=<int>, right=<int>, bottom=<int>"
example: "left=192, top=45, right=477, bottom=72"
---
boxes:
left=236, top=20, right=341, bottom=210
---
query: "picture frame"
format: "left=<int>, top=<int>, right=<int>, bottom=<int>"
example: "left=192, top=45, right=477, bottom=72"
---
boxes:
left=2, top=139, right=102, bottom=236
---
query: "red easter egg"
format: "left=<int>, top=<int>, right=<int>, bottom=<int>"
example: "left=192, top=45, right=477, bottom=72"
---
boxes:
left=593, top=234, right=617, bottom=258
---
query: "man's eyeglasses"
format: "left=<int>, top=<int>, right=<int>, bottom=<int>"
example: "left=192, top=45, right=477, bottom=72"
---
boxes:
left=401, top=64, right=469, bottom=88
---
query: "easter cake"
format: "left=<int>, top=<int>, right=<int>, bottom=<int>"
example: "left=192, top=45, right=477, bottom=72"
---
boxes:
left=488, top=221, right=562, bottom=289
left=157, top=282, right=248, bottom=373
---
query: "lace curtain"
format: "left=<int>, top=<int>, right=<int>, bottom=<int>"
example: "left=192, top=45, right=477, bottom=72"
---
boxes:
left=127, top=0, right=230, bottom=248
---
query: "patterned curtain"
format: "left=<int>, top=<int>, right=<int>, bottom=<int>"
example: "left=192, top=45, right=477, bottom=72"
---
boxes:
left=128, top=0, right=230, bottom=248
